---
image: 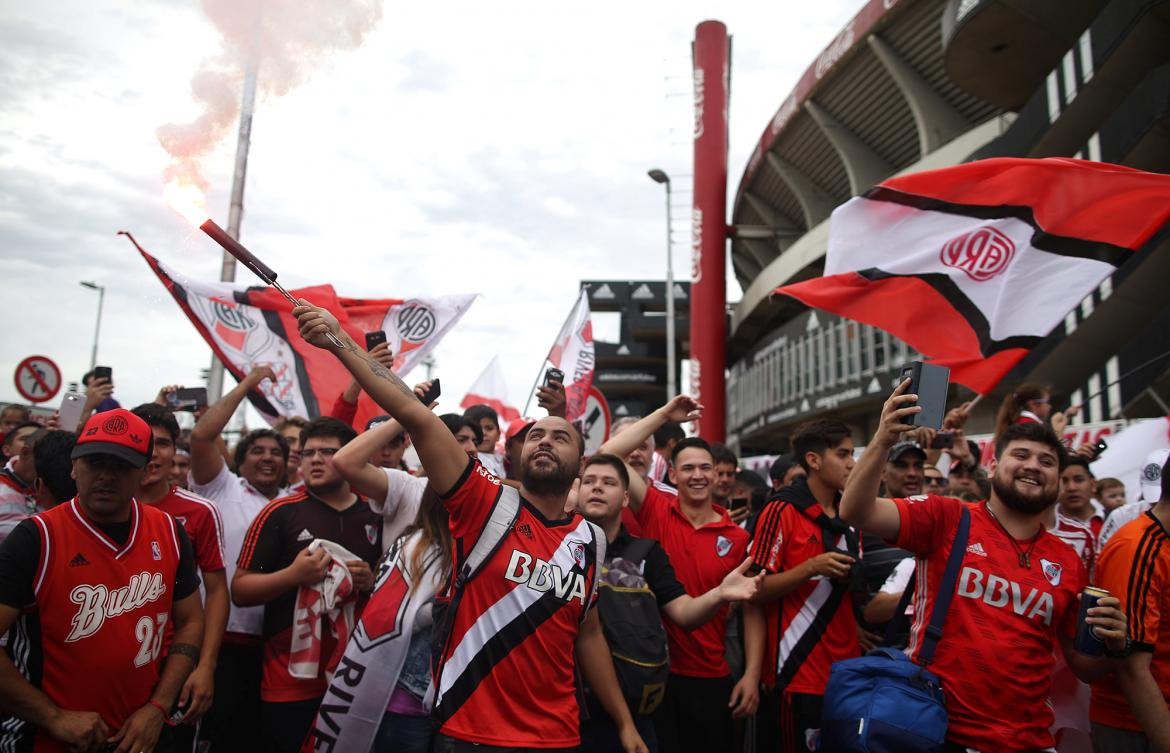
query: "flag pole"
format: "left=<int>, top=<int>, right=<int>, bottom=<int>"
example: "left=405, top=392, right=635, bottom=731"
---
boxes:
left=522, top=363, right=546, bottom=417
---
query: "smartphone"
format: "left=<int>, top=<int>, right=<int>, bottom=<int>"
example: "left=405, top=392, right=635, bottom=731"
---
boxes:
left=417, top=379, right=441, bottom=405
left=59, top=389, right=86, bottom=432
left=166, top=387, right=208, bottom=412
left=1090, top=438, right=1108, bottom=460
left=897, top=361, right=949, bottom=429
left=92, top=366, right=112, bottom=382
left=365, top=330, right=387, bottom=351
left=544, top=367, right=565, bottom=386
left=930, top=431, right=955, bottom=450
left=728, top=496, right=750, bottom=513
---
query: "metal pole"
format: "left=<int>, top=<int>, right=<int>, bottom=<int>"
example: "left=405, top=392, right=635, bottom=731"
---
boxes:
left=207, top=55, right=260, bottom=402
left=664, top=179, right=676, bottom=398
left=90, top=286, right=104, bottom=370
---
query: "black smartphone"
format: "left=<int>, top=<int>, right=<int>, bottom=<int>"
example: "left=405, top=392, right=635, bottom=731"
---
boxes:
left=365, top=330, right=388, bottom=350
left=417, top=379, right=441, bottom=405
left=728, top=496, right=750, bottom=513
left=1090, top=438, right=1108, bottom=459
left=92, top=366, right=112, bottom=382
left=930, top=431, right=955, bottom=450
left=166, top=387, right=208, bottom=412
left=896, top=361, right=949, bottom=429
left=545, top=367, right=565, bottom=386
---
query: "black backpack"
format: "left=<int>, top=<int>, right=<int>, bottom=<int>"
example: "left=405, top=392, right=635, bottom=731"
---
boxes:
left=597, top=537, right=670, bottom=716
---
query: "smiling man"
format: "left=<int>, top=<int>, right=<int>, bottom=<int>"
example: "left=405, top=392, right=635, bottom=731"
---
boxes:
left=599, top=396, right=760, bottom=753
left=840, top=383, right=1129, bottom=753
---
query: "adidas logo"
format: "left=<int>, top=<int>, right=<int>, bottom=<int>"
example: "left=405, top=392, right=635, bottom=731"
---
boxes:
left=68, top=552, right=90, bottom=567
left=297, top=529, right=313, bottom=542
left=966, top=542, right=988, bottom=558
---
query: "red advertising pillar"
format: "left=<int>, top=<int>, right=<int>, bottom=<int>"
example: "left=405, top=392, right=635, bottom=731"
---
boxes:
left=691, top=20, right=729, bottom=442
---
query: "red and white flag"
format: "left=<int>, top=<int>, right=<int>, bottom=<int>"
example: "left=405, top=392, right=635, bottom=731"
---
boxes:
left=139, top=247, right=476, bottom=425
left=460, top=356, right=520, bottom=423
left=539, top=290, right=595, bottom=422
left=776, top=158, right=1170, bottom=394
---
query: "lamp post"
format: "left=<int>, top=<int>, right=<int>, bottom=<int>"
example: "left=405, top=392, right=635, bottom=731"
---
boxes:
left=648, top=168, right=676, bottom=399
left=79, top=281, right=105, bottom=370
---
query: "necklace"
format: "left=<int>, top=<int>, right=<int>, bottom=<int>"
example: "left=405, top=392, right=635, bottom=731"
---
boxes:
left=984, top=502, right=1043, bottom=569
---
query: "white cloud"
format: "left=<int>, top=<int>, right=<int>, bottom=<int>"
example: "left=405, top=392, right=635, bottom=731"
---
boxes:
left=0, top=0, right=862, bottom=421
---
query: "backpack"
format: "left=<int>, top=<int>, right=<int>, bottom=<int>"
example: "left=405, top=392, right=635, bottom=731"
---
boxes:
left=818, top=506, right=970, bottom=753
left=597, top=537, right=670, bottom=716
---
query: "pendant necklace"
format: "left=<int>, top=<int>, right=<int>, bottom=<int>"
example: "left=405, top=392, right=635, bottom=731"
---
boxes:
left=985, top=502, right=1042, bottom=569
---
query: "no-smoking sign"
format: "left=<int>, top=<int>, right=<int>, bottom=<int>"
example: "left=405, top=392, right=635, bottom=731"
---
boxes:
left=14, top=356, right=61, bottom=403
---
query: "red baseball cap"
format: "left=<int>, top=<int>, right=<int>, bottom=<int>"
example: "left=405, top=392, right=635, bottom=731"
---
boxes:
left=505, top=417, right=536, bottom=443
left=71, top=409, right=154, bottom=468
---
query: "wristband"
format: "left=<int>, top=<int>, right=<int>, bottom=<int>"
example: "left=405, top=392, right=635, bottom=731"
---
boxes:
left=146, top=699, right=176, bottom=726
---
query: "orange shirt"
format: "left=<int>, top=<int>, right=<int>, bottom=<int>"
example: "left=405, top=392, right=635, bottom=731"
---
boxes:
left=1091, top=511, right=1170, bottom=731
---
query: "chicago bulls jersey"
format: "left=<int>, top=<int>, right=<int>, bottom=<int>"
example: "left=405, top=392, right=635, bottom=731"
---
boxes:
left=434, top=461, right=601, bottom=748
left=28, top=500, right=182, bottom=750
left=893, top=494, right=1085, bottom=752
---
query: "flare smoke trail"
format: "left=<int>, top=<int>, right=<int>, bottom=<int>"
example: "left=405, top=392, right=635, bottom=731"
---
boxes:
left=157, top=0, right=382, bottom=189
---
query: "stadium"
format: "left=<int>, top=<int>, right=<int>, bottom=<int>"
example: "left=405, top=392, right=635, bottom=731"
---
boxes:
left=722, top=0, right=1170, bottom=456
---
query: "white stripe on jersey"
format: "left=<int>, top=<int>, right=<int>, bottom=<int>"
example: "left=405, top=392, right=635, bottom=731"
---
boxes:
left=173, top=487, right=228, bottom=563
left=776, top=532, right=845, bottom=671
left=437, top=516, right=595, bottom=705
left=32, top=516, right=50, bottom=596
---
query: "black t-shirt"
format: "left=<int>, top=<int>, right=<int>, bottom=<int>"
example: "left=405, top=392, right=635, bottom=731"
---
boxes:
left=237, top=491, right=383, bottom=641
left=0, top=516, right=201, bottom=609
left=608, top=527, right=687, bottom=608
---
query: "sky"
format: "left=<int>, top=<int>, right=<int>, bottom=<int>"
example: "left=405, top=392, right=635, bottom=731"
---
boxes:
left=0, top=0, right=863, bottom=427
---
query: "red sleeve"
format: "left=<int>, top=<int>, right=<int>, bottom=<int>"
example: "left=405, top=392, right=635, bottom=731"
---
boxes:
left=749, top=501, right=789, bottom=573
left=893, top=494, right=962, bottom=556
left=620, top=508, right=643, bottom=537
left=636, top=484, right=675, bottom=535
left=187, top=504, right=226, bottom=572
left=439, top=459, right=503, bottom=544
left=328, top=392, right=358, bottom=426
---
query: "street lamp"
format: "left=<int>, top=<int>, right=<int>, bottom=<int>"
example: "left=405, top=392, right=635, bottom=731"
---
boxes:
left=79, top=281, right=105, bottom=370
left=648, top=168, right=676, bottom=398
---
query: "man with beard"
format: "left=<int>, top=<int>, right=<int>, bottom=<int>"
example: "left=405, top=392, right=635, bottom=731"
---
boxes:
left=131, top=404, right=228, bottom=733
left=291, top=300, right=647, bottom=753
left=233, top=417, right=380, bottom=753
left=840, top=382, right=1129, bottom=753
left=190, top=365, right=290, bottom=752
left=599, top=396, right=759, bottom=753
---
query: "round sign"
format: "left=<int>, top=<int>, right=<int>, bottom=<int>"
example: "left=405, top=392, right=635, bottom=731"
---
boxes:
left=14, top=355, right=62, bottom=403
left=582, top=386, right=612, bottom=456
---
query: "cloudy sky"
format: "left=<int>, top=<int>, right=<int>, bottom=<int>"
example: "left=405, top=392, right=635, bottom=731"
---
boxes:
left=0, top=0, right=862, bottom=424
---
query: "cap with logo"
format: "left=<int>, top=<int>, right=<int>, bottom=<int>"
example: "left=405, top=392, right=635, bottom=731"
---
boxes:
left=71, top=408, right=154, bottom=468
left=888, top=441, right=927, bottom=462
left=1140, top=448, right=1170, bottom=502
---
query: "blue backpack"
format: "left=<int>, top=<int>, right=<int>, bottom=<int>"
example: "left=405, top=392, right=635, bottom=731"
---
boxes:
left=819, top=507, right=969, bottom=753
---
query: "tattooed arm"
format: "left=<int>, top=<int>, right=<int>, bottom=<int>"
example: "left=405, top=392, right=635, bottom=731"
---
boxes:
left=292, top=300, right=470, bottom=495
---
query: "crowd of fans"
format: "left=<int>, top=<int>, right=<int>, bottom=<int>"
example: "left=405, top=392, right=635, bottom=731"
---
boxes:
left=0, top=304, right=1166, bottom=753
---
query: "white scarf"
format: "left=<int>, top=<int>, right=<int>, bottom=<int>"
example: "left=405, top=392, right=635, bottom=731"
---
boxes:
left=301, top=531, right=441, bottom=753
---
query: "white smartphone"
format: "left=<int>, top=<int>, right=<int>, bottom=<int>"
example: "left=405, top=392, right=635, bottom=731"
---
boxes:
left=58, top=389, right=86, bottom=432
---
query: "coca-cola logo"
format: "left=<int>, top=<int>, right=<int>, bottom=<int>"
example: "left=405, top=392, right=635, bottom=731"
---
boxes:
left=396, top=302, right=436, bottom=343
left=691, top=208, right=704, bottom=284
left=939, top=227, right=1016, bottom=282
left=692, top=69, right=705, bottom=140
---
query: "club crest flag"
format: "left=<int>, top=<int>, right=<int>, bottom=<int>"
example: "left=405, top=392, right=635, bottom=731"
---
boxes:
left=138, top=245, right=475, bottom=424
left=461, top=356, right=520, bottom=423
left=775, top=158, right=1170, bottom=394
left=542, top=290, right=595, bottom=422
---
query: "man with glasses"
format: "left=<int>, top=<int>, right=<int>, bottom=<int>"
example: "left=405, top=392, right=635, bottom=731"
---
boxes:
left=232, top=417, right=381, bottom=753
left=924, top=466, right=947, bottom=494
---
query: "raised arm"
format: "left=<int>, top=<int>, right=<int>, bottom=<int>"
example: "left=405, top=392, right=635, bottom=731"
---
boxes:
left=190, top=366, right=273, bottom=485
left=293, top=301, right=468, bottom=495
left=598, top=395, right=701, bottom=460
left=839, top=380, right=918, bottom=541
left=332, top=415, right=411, bottom=502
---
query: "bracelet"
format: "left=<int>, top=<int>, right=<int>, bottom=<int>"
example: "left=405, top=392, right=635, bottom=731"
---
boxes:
left=146, top=699, right=176, bottom=726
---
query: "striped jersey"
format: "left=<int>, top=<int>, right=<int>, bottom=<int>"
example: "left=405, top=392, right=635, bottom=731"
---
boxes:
left=434, top=460, right=601, bottom=748
left=149, top=485, right=225, bottom=572
left=1090, top=511, right=1170, bottom=730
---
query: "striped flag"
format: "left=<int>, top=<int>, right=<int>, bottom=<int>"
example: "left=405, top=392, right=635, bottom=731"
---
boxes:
left=776, top=158, right=1170, bottom=394
left=460, top=356, right=520, bottom=423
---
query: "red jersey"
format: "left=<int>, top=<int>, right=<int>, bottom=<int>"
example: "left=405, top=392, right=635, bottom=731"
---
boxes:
left=1051, top=511, right=1096, bottom=578
left=434, top=461, right=601, bottom=748
left=637, top=482, right=748, bottom=677
left=149, top=485, right=225, bottom=572
left=1091, top=511, right=1170, bottom=731
left=30, top=500, right=183, bottom=751
left=749, top=499, right=859, bottom=694
left=894, top=495, right=1085, bottom=752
